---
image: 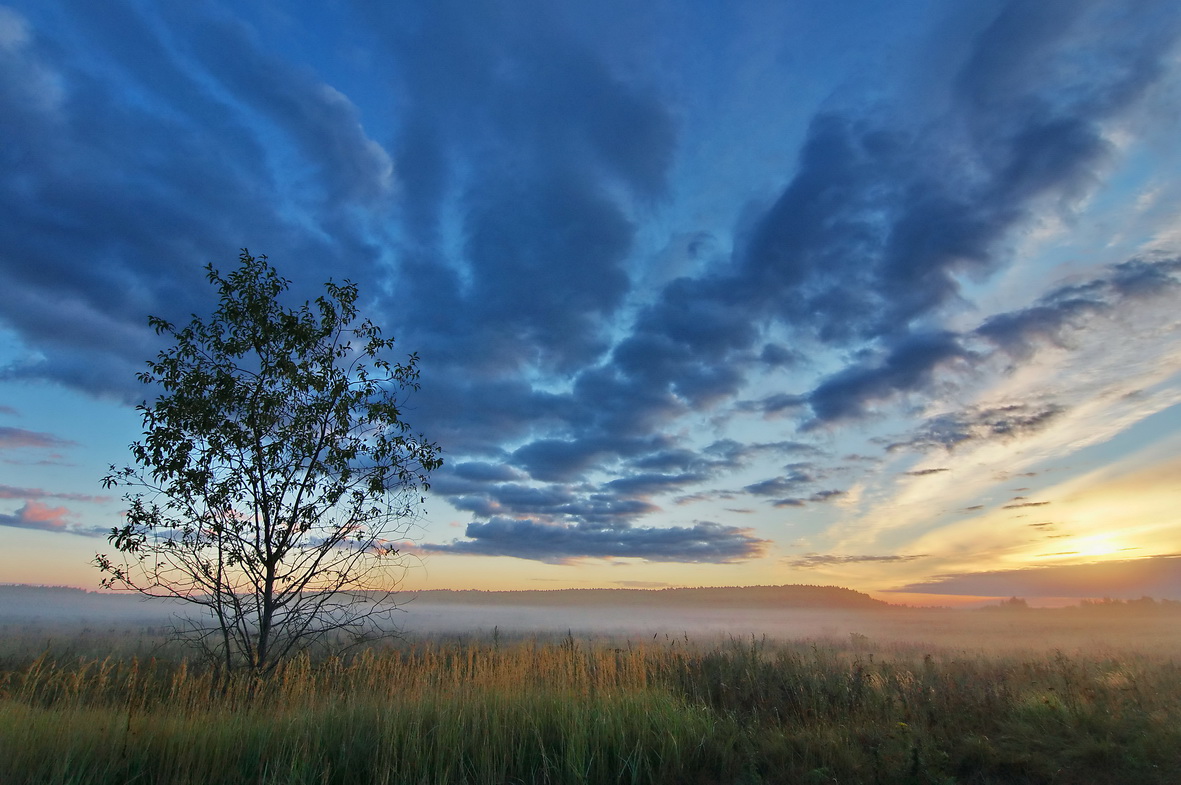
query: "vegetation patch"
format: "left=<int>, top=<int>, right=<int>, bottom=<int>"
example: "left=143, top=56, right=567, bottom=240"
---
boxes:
left=2, top=632, right=1179, bottom=784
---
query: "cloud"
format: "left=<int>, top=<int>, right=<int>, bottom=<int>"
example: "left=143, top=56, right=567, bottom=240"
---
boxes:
left=888, top=555, right=1181, bottom=599
left=759, top=344, right=803, bottom=368
left=0, top=426, right=76, bottom=450
left=509, top=439, right=609, bottom=484
left=0, top=500, right=103, bottom=536
left=447, top=480, right=661, bottom=525
left=734, top=0, right=1176, bottom=348
left=605, top=472, right=710, bottom=497
left=744, top=470, right=816, bottom=497
left=788, top=553, right=927, bottom=569
left=770, top=490, right=847, bottom=508
left=808, top=253, right=1179, bottom=441
left=358, top=0, right=678, bottom=394
left=977, top=256, right=1181, bottom=360
left=887, top=402, right=1066, bottom=452
left=162, top=6, right=395, bottom=206
left=421, top=517, right=769, bottom=563
left=738, top=393, right=808, bottom=418
left=806, top=333, right=972, bottom=425
left=905, top=468, right=950, bottom=476
left=0, top=2, right=397, bottom=398
left=0, top=484, right=110, bottom=503
left=1002, top=500, right=1051, bottom=509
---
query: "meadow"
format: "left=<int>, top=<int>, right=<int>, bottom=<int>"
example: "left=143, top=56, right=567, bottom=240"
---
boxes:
left=2, top=608, right=1180, bottom=785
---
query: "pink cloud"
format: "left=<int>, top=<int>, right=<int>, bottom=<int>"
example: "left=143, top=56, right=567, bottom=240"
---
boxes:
left=0, top=501, right=71, bottom=532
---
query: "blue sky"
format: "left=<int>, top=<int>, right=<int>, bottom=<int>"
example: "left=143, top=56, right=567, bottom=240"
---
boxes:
left=2, top=0, right=1180, bottom=604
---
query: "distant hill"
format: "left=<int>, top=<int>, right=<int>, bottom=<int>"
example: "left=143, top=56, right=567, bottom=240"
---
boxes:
left=411, top=584, right=893, bottom=610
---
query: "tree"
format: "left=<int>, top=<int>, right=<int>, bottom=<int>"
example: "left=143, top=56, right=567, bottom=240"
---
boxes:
left=97, top=251, right=441, bottom=678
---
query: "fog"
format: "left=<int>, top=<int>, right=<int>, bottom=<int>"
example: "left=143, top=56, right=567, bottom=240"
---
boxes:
left=397, top=600, right=1181, bottom=655
left=6, top=586, right=1177, bottom=656
left=0, top=585, right=179, bottom=627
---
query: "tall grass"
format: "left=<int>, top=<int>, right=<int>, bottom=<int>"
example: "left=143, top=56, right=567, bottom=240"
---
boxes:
left=2, top=633, right=1179, bottom=784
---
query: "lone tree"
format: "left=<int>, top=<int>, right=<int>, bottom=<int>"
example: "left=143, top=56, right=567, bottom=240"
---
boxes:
left=97, top=251, right=441, bottom=677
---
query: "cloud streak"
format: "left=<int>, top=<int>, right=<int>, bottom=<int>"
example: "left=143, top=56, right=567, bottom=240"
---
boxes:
left=788, top=553, right=928, bottom=569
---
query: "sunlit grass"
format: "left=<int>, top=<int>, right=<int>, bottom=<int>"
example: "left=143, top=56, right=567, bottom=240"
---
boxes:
left=2, top=630, right=1180, bottom=784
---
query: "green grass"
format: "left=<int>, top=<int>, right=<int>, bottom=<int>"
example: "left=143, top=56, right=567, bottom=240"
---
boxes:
left=2, top=633, right=1179, bottom=784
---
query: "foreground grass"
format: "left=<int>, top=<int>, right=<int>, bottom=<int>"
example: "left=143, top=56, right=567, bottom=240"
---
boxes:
left=2, top=635, right=1179, bottom=784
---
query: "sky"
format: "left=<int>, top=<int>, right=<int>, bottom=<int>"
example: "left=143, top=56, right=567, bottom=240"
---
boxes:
left=2, top=0, right=1180, bottom=606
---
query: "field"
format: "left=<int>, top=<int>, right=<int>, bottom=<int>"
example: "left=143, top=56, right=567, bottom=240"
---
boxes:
left=2, top=601, right=1180, bottom=785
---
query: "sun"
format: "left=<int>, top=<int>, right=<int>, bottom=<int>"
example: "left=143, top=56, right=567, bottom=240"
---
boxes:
left=1065, top=533, right=1131, bottom=561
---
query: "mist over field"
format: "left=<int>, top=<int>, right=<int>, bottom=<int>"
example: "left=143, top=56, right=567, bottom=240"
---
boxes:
left=6, top=584, right=1178, bottom=655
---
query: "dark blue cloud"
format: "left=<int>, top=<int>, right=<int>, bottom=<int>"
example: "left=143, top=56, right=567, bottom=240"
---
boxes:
left=450, top=462, right=524, bottom=483
left=353, top=0, right=676, bottom=382
left=760, top=344, right=804, bottom=367
left=770, top=490, right=846, bottom=509
left=509, top=439, right=610, bottom=484
left=626, top=448, right=710, bottom=474
left=605, top=472, right=710, bottom=497
left=742, top=393, right=809, bottom=418
left=0, top=1, right=391, bottom=398
left=728, top=0, right=1177, bottom=348
left=807, top=254, right=1180, bottom=434
left=805, top=333, right=971, bottom=425
left=456, top=172, right=634, bottom=373
left=977, top=256, right=1181, bottom=359
left=422, top=517, right=768, bottom=563
left=744, top=470, right=816, bottom=497
left=447, top=479, right=661, bottom=525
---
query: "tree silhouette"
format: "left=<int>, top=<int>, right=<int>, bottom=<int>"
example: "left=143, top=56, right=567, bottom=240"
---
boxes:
left=97, top=251, right=441, bottom=677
